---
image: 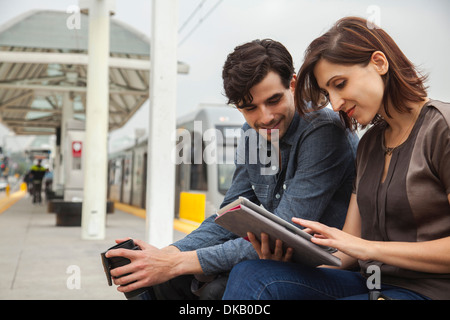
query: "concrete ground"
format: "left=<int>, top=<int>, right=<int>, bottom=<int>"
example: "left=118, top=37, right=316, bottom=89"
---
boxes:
left=0, top=191, right=186, bottom=300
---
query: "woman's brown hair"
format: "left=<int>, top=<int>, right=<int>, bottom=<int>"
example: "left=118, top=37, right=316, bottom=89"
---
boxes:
left=295, top=16, right=428, bottom=130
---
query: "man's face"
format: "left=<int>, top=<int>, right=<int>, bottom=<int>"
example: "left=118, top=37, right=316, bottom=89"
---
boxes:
left=236, top=71, right=296, bottom=141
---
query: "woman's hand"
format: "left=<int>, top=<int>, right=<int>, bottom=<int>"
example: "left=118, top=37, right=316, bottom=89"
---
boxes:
left=292, top=218, right=373, bottom=261
left=247, top=232, right=294, bottom=262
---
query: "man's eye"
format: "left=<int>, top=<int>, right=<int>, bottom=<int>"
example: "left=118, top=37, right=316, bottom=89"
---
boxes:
left=267, top=95, right=282, bottom=105
left=242, top=106, right=256, bottom=111
left=267, top=99, right=281, bottom=105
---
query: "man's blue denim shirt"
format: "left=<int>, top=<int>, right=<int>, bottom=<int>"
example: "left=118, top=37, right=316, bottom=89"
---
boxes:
left=172, top=108, right=359, bottom=275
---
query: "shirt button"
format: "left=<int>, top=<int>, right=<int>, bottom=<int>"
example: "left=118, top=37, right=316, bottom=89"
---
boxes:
left=275, top=193, right=280, bottom=199
left=283, top=184, right=287, bottom=190
left=252, top=185, right=255, bottom=190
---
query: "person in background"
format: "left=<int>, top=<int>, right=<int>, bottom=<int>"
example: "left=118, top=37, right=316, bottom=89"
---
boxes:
left=30, top=159, right=46, bottom=204
left=43, top=168, right=53, bottom=202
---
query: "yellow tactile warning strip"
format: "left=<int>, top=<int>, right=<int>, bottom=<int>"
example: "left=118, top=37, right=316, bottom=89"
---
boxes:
left=0, top=192, right=200, bottom=234
left=0, top=190, right=27, bottom=214
left=173, top=218, right=201, bottom=234
left=113, top=201, right=146, bottom=219
left=113, top=201, right=200, bottom=235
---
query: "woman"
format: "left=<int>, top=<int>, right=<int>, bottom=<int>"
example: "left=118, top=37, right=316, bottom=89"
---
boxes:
left=222, top=17, right=450, bottom=300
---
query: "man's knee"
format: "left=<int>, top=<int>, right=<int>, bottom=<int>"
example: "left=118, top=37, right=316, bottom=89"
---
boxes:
left=152, top=275, right=198, bottom=300
left=198, top=275, right=229, bottom=300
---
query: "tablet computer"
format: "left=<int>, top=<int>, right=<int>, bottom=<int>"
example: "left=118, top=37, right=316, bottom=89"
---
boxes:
left=215, top=197, right=341, bottom=267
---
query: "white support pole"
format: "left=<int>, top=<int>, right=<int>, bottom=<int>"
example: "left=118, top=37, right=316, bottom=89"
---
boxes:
left=80, top=0, right=115, bottom=240
left=57, top=92, right=73, bottom=187
left=145, top=0, right=178, bottom=248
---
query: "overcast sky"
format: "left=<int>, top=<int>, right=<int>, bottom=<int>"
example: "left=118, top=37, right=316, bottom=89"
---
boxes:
left=0, top=0, right=449, bottom=151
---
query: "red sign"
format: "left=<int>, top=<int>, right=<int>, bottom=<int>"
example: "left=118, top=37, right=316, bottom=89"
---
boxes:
left=72, top=141, right=82, bottom=158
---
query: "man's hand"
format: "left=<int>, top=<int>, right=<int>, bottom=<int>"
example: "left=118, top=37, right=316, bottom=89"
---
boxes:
left=105, top=239, right=202, bottom=293
left=247, top=232, right=293, bottom=262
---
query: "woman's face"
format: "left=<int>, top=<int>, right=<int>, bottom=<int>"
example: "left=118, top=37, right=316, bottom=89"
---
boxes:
left=313, top=52, right=388, bottom=126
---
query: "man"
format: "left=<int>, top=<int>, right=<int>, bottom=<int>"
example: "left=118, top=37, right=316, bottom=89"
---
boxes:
left=30, top=159, right=46, bottom=204
left=106, top=39, right=359, bottom=299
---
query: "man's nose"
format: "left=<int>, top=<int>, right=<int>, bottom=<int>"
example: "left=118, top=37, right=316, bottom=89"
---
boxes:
left=259, top=105, right=275, bottom=126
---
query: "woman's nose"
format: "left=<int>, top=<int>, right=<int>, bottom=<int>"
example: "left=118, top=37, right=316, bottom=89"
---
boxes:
left=329, top=94, right=345, bottom=112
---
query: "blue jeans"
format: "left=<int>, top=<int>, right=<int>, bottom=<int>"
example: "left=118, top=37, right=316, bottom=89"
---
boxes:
left=222, top=260, right=430, bottom=300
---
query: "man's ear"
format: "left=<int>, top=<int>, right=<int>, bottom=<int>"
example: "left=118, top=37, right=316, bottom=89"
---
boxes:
left=371, top=51, right=389, bottom=76
left=290, top=73, right=297, bottom=93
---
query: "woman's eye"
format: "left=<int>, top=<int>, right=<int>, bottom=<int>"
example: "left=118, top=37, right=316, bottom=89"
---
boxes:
left=336, top=80, right=346, bottom=89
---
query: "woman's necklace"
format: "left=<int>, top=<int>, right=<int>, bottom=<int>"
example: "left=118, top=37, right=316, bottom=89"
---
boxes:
left=384, top=110, right=420, bottom=156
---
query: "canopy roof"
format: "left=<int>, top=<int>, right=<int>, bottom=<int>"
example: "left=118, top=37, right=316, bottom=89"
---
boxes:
left=0, top=10, right=189, bottom=135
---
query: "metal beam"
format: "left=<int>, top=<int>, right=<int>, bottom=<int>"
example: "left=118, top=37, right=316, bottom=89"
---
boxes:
left=3, top=120, right=60, bottom=127
left=0, top=51, right=189, bottom=74
left=0, top=91, right=34, bottom=110
left=0, top=82, right=147, bottom=95
left=13, top=129, right=56, bottom=135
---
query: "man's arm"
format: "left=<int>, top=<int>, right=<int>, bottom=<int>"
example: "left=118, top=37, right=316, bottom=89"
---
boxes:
left=106, top=240, right=203, bottom=292
left=172, top=161, right=256, bottom=253
left=106, top=233, right=257, bottom=293
left=171, top=160, right=260, bottom=274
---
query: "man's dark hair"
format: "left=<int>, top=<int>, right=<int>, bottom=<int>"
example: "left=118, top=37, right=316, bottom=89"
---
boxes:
left=222, top=39, right=295, bottom=106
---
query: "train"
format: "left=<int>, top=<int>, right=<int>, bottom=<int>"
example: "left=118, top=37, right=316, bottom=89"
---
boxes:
left=107, top=105, right=245, bottom=223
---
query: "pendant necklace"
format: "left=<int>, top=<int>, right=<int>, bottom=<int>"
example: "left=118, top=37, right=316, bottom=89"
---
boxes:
left=384, top=110, right=419, bottom=156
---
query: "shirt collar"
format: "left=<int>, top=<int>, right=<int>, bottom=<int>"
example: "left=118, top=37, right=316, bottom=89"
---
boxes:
left=280, top=112, right=300, bottom=146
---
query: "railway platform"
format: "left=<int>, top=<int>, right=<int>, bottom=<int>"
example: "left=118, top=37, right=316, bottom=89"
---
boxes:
left=0, top=189, right=193, bottom=300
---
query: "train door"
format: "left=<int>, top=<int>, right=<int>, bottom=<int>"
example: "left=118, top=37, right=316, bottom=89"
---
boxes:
left=121, top=152, right=133, bottom=205
left=141, top=152, right=147, bottom=209
left=108, top=157, right=123, bottom=202
left=176, top=128, right=208, bottom=223
left=131, top=147, right=146, bottom=208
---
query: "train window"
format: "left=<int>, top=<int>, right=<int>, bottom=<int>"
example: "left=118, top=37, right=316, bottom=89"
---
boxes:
left=190, top=163, right=207, bottom=191
left=218, top=163, right=235, bottom=194
left=217, top=145, right=236, bottom=194
left=113, top=159, right=122, bottom=185
left=72, top=157, right=82, bottom=170
left=216, top=125, right=241, bottom=146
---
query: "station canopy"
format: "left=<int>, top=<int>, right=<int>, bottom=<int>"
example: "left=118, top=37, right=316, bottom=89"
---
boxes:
left=0, top=10, right=189, bottom=135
